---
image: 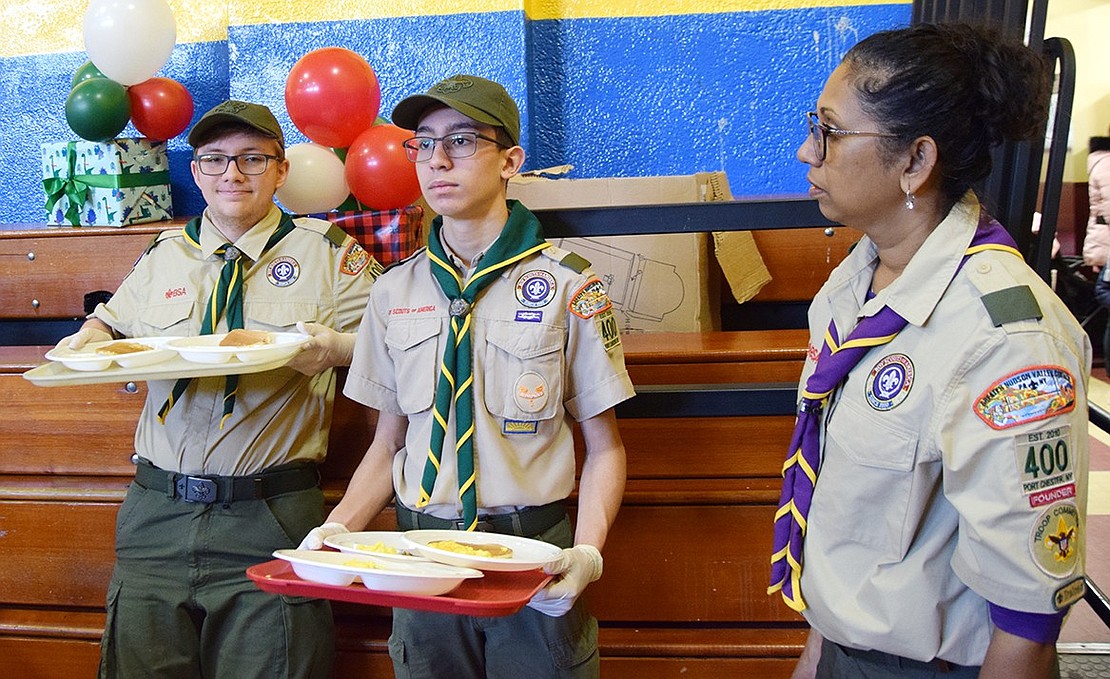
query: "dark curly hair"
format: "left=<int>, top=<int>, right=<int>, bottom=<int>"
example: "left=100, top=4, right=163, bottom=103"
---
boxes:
left=843, top=23, right=1050, bottom=209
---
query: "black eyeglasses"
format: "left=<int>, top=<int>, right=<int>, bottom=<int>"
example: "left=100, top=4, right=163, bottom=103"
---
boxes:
left=194, top=153, right=282, bottom=176
left=805, top=111, right=898, bottom=162
left=402, top=132, right=507, bottom=163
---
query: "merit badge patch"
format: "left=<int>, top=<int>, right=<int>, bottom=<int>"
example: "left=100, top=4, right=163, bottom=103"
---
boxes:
left=502, top=420, right=539, bottom=435
left=569, top=278, right=612, bottom=319
left=340, top=242, right=370, bottom=276
left=516, top=270, right=556, bottom=308
left=974, top=366, right=1076, bottom=430
left=1029, top=501, right=1080, bottom=578
left=1014, top=425, right=1077, bottom=507
left=267, top=256, right=299, bottom=287
left=865, top=353, right=914, bottom=411
left=1053, top=578, right=1086, bottom=610
left=595, top=308, right=621, bottom=352
left=514, top=371, right=548, bottom=413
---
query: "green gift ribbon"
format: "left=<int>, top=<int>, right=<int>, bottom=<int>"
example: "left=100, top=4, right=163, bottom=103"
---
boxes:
left=42, top=141, right=170, bottom=226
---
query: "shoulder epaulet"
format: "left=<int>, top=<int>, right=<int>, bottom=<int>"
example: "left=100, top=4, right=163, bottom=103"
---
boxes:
left=980, top=285, right=1043, bottom=327
left=382, top=246, right=428, bottom=274
left=288, top=215, right=349, bottom=248
left=144, top=227, right=183, bottom=255
left=557, top=251, right=591, bottom=274
left=324, top=224, right=348, bottom=248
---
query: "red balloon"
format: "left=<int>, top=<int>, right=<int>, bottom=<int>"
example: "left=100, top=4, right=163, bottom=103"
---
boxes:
left=127, top=77, right=194, bottom=141
left=344, top=125, right=421, bottom=211
left=285, top=48, right=381, bottom=148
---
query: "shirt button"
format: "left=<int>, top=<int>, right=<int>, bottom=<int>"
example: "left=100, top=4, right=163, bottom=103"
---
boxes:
left=977, top=262, right=991, bottom=274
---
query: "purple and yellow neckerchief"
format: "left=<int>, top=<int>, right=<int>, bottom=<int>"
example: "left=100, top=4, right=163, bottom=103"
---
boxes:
left=768, top=209, right=1021, bottom=612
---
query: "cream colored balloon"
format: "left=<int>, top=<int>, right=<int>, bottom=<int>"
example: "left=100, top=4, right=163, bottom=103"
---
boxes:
left=275, top=143, right=351, bottom=215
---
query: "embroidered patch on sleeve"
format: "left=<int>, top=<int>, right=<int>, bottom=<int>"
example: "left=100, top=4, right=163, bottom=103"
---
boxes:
left=1053, top=578, right=1086, bottom=610
left=595, top=308, right=621, bottom=352
left=973, top=366, right=1076, bottom=430
left=1013, top=425, right=1077, bottom=507
left=568, top=278, right=612, bottom=319
left=1029, top=502, right=1080, bottom=578
left=340, top=242, right=370, bottom=276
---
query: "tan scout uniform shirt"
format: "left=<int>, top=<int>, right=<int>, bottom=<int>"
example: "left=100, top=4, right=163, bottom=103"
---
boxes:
left=799, top=195, right=1090, bottom=666
left=94, top=206, right=377, bottom=476
left=345, top=228, right=635, bottom=518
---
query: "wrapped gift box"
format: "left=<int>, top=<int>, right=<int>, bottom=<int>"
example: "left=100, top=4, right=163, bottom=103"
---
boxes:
left=308, top=205, right=424, bottom=267
left=41, top=138, right=173, bottom=226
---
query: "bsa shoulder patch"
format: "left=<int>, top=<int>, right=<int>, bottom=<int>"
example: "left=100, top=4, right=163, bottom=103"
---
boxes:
left=340, top=241, right=370, bottom=276
left=569, top=278, right=612, bottom=319
left=1029, top=502, right=1080, bottom=578
left=973, top=366, right=1076, bottom=430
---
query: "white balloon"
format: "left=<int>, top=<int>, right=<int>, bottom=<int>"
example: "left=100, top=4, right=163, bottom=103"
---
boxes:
left=83, top=0, right=177, bottom=86
left=276, top=143, right=351, bottom=215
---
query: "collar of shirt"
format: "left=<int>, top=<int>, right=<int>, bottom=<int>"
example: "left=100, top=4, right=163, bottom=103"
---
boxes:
left=833, top=192, right=982, bottom=328
left=199, top=205, right=284, bottom=262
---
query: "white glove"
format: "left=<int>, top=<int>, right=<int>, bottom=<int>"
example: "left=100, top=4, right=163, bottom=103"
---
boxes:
left=526, top=544, right=603, bottom=617
left=284, top=321, right=355, bottom=375
left=297, top=522, right=349, bottom=550
left=58, top=326, right=113, bottom=351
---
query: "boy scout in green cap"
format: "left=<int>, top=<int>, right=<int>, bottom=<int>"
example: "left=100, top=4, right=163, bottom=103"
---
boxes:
left=302, top=74, right=635, bottom=677
left=58, top=99, right=380, bottom=678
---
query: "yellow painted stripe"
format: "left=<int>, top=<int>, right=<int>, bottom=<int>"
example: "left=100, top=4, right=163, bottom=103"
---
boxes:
left=1, top=1, right=227, bottom=58
left=525, top=0, right=907, bottom=21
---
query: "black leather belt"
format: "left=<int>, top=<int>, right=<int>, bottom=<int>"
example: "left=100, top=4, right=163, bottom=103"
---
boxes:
left=134, top=458, right=320, bottom=504
left=394, top=500, right=567, bottom=537
left=832, top=641, right=972, bottom=674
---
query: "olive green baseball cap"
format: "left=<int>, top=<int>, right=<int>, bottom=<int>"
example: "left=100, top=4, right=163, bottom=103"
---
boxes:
left=187, top=99, right=285, bottom=148
left=391, top=74, right=520, bottom=146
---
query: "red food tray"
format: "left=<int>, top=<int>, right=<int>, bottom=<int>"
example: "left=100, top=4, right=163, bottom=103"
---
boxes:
left=247, top=559, right=552, bottom=617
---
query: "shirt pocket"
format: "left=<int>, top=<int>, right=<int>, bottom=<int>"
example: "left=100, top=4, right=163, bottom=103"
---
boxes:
left=384, top=317, right=442, bottom=414
left=819, top=397, right=920, bottom=557
left=244, top=300, right=321, bottom=332
left=482, top=321, right=565, bottom=422
left=133, top=299, right=193, bottom=337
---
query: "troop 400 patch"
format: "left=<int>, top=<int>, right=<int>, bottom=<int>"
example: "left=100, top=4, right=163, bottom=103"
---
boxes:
left=267, top=256, right=299, bottom=287
left=865, top=353, right=914, bottom=411
left=974, top=365, right=1076, bottom=430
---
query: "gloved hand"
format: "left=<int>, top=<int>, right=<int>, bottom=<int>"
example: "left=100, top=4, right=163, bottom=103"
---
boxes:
left=297, top=522, right=349, bottom=550
left=284, top=321, right=356, bottom=375
left=57, top=326, right=113, bottom=351
left=526, top=544, right=603, bottom=617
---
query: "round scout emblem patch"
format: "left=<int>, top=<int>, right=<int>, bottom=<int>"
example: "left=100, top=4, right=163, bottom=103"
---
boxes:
left=865, top=353, right=914, bottom=411
left=267, top=256, right=299, bottom=287
left=1029, top=501, right=1080, bottom=578
left=514, top=371, right=549, bottom=413
left=516, top=270, right=556, bottom=308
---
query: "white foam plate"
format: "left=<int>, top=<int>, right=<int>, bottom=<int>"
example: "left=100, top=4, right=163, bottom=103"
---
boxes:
left=403, top=530, right=562, bottom=572
left=44, top=337, right=178, bottom=372
left=324, top=531, right=429, bottom=563
left=272, top=549, right=482, bottom=595
left=167, top=332, right=309, bottom=365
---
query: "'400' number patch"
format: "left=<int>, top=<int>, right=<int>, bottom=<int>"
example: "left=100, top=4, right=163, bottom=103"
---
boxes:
left=1014, top=425, right=1076, bottom=507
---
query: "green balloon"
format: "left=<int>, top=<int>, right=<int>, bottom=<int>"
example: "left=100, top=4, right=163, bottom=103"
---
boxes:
left=71, top=60, right=107, bottom=89
left=65, top=78, right=131, bottom=142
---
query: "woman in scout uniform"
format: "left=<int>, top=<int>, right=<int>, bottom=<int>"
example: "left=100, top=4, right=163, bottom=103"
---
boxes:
left=769, top=24, right=1091, bottom=678
left=59, top=100, right=379, bottom=678
left=301, top=74, right=635, bottom=678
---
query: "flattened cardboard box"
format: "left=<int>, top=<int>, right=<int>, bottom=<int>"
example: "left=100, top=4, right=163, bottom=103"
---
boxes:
left=508, top=171, right=769, bottom=332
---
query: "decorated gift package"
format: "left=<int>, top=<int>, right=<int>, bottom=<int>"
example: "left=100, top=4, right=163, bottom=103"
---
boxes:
left=309, top=204, right=424, bottom=267
left=41, top=137, right=173, bottom=227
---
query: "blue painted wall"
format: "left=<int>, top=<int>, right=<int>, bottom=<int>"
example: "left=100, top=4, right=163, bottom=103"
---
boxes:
left=0, top=2, right=911, bottom=224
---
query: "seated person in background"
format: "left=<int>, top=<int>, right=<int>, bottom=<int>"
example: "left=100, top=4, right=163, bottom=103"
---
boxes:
left=300, top=74, right=635, bottom=678
left=58, top=99, right=380, bottom=678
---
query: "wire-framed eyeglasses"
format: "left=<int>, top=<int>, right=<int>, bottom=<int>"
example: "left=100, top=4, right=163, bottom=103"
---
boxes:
left=194, top=153, right=282, bottom=176
left=805, top=111, right=898, bottom=162
left=402, top=132, right=507, bottom=163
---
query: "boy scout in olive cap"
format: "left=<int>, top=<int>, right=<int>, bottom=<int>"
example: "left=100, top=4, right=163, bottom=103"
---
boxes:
left=302, top=74, right=635, bottom=677
left=59, top=98, right=381, bottom=678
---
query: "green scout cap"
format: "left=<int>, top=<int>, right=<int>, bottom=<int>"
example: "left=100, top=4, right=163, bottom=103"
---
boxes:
left=392, top=74, right=520, bottom=146
left=188, top=100, right=285, bottom=148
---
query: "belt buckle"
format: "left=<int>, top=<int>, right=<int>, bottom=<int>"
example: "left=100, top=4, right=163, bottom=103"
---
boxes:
left=177, top=475, right=218, bottom=503
left=452, top=518, right=495, bottom=532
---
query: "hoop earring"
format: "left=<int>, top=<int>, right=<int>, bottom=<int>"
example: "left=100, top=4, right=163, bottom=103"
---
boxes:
left=904, top=190, right=916, bottom=211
